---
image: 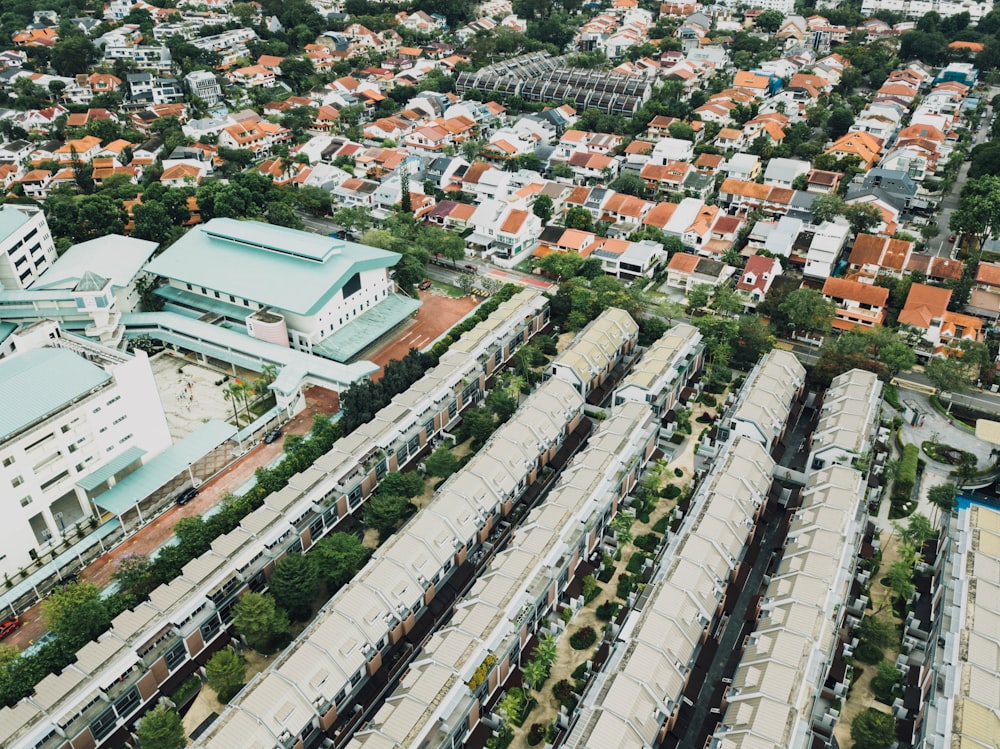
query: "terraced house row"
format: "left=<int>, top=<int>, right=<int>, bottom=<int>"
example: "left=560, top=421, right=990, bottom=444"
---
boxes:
left=198, top=375, right=587, bottom=749
left=345, top=401, right=659, bottom=749
left=0, top=288, right=551, bottom=749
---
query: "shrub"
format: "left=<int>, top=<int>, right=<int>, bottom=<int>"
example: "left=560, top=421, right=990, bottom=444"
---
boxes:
left=527, top=723, right=545, bottom=746
left=871, top=661, right=901, bottom=705
left=662, top=483, right=681, bottom=499
left=674, top=467, right=683, bottom=477
left=652, top=515, right=671, bottom=533
left=596, top=565, right=614, bottom=583
left=595, top=600, right=619, bottom=621
left=626, top=552, right=647, bottom=574
left=552, top=679, right=574, bottom=706
left=853, top=640, right=883, bottom=665
left=581, top=575, right=601, bottom=603
left=669, top=432, right=685, bottom=445
left=569, top=626, right=597, bottom=650
left=894, top=443, right=919, bottom=499
left=634, top=533, right=660, bottom=553
left=616, top=573, right=635, bottom=600
left=699, top=393, right=716, bottom=407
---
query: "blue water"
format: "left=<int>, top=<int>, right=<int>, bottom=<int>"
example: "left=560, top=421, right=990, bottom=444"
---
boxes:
left=957, top=495, right=1000, bottom=511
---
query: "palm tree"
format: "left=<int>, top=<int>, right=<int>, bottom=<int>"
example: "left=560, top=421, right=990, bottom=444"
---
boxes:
left=522, top=657, right=549, bottom=696
left=927, top=483, right=957, bottom=524
left=227, top=381, right=251, bottom=423
left=533, top=634, right=558, bottom=671
left=223, top=387, right=241, bottom=425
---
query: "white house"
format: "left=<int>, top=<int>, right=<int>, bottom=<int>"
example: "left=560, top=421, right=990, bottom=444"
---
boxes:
left=0, top=204, right=57, bottom=291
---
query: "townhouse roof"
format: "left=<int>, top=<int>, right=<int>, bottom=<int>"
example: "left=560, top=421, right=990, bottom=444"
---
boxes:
left=975, top=262, right=1000, bottom=288
left=643, top=201, right=678, bottom=228
left=499, top=208, right=529, bottom=234
left=667, top=252, right=700, bottom=273
left=737, top=254, right=779, bottom=293
left=898, top=282, right=951, bottom=328
left=822, top=276, right=889, bottom=307
left=848, top=233, right=912, bottom=271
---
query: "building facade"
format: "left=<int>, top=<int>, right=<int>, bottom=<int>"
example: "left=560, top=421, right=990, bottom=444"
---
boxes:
left=0, top=323, right=170, bottom=579
left=0, top=204, right=57, bottom=291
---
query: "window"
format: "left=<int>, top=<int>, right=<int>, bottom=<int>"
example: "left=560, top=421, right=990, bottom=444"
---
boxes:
left=11, top=476, right=22, bottom=488
left=164, top=641, right=187, bottom=671
left=19, top=496, right=31, bottom=507
left=2, top=456, right=12, bottom=467
left=90, top=707, right=118, bottom=741
left=106, top=395, right=120, bottom=406
left=112, top=415, right=127, bottom=425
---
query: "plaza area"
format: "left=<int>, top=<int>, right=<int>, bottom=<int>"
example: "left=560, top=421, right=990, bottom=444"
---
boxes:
left=148, top=350, right=249, bottom=441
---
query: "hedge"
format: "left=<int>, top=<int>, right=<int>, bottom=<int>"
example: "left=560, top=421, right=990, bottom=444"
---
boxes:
left=894, top=443, right=919, bottom=499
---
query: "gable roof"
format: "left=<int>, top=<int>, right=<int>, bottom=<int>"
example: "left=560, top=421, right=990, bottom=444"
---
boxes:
left=898, top=282, right=951, bottom=328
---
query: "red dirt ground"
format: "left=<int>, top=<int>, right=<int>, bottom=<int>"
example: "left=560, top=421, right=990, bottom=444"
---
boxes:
left=365, top=289, right=480, bottom=376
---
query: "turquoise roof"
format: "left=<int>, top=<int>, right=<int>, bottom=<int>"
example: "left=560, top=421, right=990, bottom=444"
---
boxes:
left=0, top=204, right=32, bottom=243
left=0, top=348, right=111, bottom=438
left=92, top=420, right=237, bottom=515
left=76, top=445, right=146, bottom=492
left=313, top=293, right=421, bottom=362
left=34, top=235, right=158, bottom=292
left=144, top=218, right=401, bottom=316
left=122, top=311, right=377, bottom=390
left=155, top=284, right=253, bottom=321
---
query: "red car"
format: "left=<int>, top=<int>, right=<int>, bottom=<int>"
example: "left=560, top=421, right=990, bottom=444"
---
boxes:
left=419, top=279, right=432, bottom=290
left=949, top=234, right=957, bottom=243
left=0, top=616, right=21, bottom=640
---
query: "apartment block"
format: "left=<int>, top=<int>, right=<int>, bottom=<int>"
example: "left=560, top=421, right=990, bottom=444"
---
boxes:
left=0, top=323, right=170, bottom=579
left=0, top=204, right=57, bottom=291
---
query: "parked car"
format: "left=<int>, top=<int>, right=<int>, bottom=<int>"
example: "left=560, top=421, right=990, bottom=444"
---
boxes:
left=176, top=487, right=198, bottom=505
left=419, top=279, right=432, bottom=290
left=0, top=617, right=21, bottom=640
left=949, top=234, right=957, bottom=243
left=464, top=264, right=478, bottom=273
left=264, top=428, right=282, bottom=444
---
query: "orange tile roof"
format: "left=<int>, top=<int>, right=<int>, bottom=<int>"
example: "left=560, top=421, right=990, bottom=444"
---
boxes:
left=898, top=282, right=951, bottom=328
left=668, top=252, right=700, bottom=273
left=500, top=208, right=529, bottom=234
left=975, top=262, right=1000, bottom=288
left=643, top=202, right=678, bottom=228
left=822, top=277, right=889, bottom=307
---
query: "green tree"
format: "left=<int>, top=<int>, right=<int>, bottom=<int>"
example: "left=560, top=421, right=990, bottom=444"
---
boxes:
left=825, top=107, right=855, bottom=140
left=927, top=483, right=957, bottom=522
left=438, top=231, right=466, bottom=267
left=810, top=193, right=845, bottom=224
left=532, top=193, right=554, bottom=224
left=132, top=201, right=173, bottom=243
left=51, top=37, right=99, bottom=77
left=135, top=703, right=185, bottom=749
left=686, top=283, right=711, bottom=311
left=205, top=648, right=246, bottom=702
left=486, top=387, right=518, bottom=423
left=844, top=203, right=883, bottom=235
left=610, top=513, right=634, bottom=546
left=609, top=172, right=648, bottom=198
left=377, top=471, right=425, bottom=498
left=113, top=553, right=156, bottom=601
left=778, top=288, right=835, bottom=337
left=424, top=444, right=460, bottom=478
left=925, top=355, right=973, bottom=396
left=565, top=206, right=593, bottom=231
left=312, top=532, right=371, bottom=589
left=364, top=494, right=415, bottom=542
left=709, top=283, right=742, bottom=317
left=333, top=206, right=373, bottom=236
left=232, top=592, right=287, bottom=651
left=886, top=559, right=915, bottom=601
left=755, top=9, right=784, bottom=31
left=41, top=580, right=110, bottom=648
left=75, top=195, right=127, bottom=241
left=266, top=201, right=303, bottom=229
left=850, top=708, right=896, bottom=749
left=268, top=553, right=319, bottom=621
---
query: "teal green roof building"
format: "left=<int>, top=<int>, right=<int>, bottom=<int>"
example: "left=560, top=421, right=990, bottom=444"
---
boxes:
left=144, top=218, right=420, bottom=362
left=145, top=218, right=401, bottom=317
left=0, top=347, right=111, bottom=439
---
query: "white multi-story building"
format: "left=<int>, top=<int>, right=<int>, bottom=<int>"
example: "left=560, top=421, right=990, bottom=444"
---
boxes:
left=860, top=0, right=993, bottom=21
left=0, top=204, right=57, bottom=291
left=144, top=218, right=412, bottom=359
left=184, top=70, right=224, bottom=107
left=0, top=323, right=170, bottom=578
